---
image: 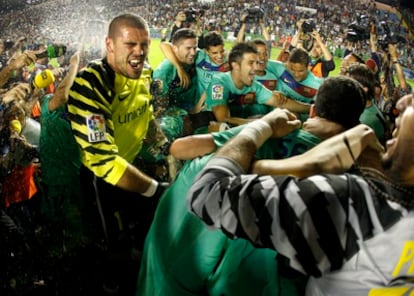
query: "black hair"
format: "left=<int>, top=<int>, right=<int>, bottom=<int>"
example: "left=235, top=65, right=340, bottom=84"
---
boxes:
left=228, top=42, right=257, bottom=71
left=288, top=47, right=310, bottom=66
left=315, top=76, right=366, bottom=129
left=202, top=31, right=224, bottom=49
left=171, top=28, right=197, bottom=45
left=345, top=63, right=376, bottom=100
left=251, top=39, right=267, bottom=47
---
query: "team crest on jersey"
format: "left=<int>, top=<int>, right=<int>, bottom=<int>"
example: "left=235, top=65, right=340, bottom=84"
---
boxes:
left=267, top=80, right=277, bottom=90
left=243, top=92, right=256, bottom=104
left=211, top=84, right=224, bottom=100
left=302, top=86, right=315, bottom=96
left=219, top=63, right=230, bottom=72
left=86, top=114, right=107, bottom=143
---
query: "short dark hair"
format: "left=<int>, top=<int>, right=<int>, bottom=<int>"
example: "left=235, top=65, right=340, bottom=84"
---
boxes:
left=288, top=47, right=310, bottom=66
left=171, top=28, right=197, bottom=45
left=315, top=76, right=366, bottom=129
left=345, top=63, right=376, bottom=100
left=203, top=31, right=224, bottom=49
left=228, top=42, right=257, bottom=71
left=108, top=13, right=149, bottom=39
left=252, top=39, right=267, bottom=47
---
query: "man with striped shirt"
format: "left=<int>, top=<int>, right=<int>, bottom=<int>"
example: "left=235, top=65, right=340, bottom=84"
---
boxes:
left=187, top=94, right=414, bottom=295
left=137, top=76, right=368, bottom=295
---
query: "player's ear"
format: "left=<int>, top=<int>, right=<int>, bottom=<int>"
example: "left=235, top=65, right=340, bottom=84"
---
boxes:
left=105, top=37, right=114, bottom=53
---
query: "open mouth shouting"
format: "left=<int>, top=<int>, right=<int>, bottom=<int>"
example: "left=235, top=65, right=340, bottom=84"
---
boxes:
left=247, top=72, right=256, bottom=84
left=127, top=58, right=144, bottom=78
left=129, top=58, right=143, bottom=69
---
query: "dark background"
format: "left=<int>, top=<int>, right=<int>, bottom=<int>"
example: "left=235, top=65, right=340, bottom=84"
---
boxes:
left=377, top=0, right=414, bottom=9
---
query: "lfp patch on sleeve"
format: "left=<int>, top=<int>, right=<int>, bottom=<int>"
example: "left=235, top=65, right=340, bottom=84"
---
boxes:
left=86, top=114, right=107, bottom=142
left=211, top=84, right=224, bottom=100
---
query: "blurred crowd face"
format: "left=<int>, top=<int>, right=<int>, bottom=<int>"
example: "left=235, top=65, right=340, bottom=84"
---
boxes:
left=173, top=37, right=197, bottom=65
left=106, top=24, right=150, bottom=80
left=279, top=51, right=289, bottom=63
left=176, top=11, right=187, bottom=22
left=205, top=44, right=225, bottom=65
left=310, top=43, right=322, bottom=58
left=340, top=54, right=360, bottom=75
left=35, top=44, right=49, bottom=65
left=254, top=43, right=268, bottom=75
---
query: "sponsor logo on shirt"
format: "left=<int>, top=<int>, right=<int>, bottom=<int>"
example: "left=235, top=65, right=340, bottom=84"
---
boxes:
left=117, top=101, right=148, bottom=124
left=118, top=94, right=129, bottom=101
left=87, top=114, right=107, bottom=142
left=283, top=77, right=291, bottom=84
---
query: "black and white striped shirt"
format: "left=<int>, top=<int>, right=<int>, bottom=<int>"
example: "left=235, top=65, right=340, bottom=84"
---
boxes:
left=187, top=156, right=414, bottom=295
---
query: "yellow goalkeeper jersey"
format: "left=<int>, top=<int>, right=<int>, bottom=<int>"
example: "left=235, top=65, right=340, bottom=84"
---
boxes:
left=68, top=58, right=153, bottom=185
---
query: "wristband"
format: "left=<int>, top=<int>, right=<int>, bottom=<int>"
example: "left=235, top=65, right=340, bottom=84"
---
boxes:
left=142, top=179, right=159, bottom=197
left=393, top=60, right=399, bottom=64
left=239, top=119, right=273, bottom=149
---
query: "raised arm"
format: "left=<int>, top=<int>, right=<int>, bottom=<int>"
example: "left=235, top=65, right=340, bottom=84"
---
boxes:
left=388, top=43, right=408, bottom=91
left=236, top=12, right=248, bottom=43
left=311, top=30, right=333, bottom=62
left=289, top=19, right=304, bottom=49
left=48, top=51, right=80, bottom=111
left=0, top=51, right=36, bottom=88
left=259, top=18, right=271, bottom=42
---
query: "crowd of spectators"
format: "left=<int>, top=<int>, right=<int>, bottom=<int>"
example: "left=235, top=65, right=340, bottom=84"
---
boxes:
left=0, top=1, right=414, bottom=295
left=0, top=0, right=413, bottom=69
